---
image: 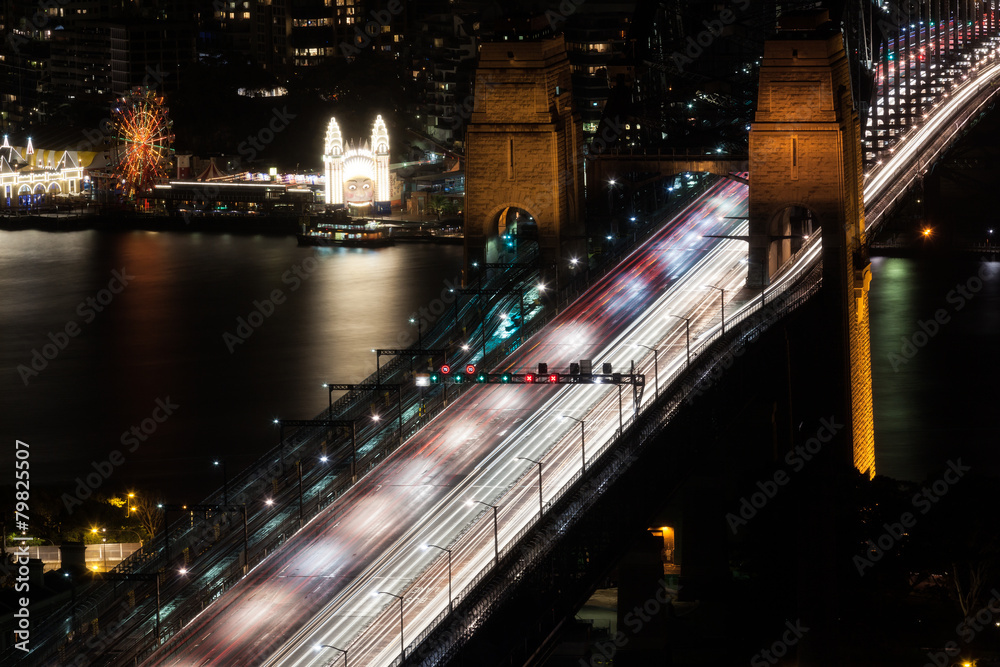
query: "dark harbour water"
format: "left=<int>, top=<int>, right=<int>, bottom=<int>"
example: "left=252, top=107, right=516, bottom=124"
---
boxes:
left=0, top=229, right=463, bottom=504
left=869, top=253, right=1000, bottom=480
left=0, top=226, right=996, bottom=513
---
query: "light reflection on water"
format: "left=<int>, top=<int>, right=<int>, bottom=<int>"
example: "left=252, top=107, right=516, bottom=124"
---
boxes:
left=0, top=229, right=462, bottom=501
left=1, top=229, right=996, bottom=501
left=869, top=255, right=1000, bottom=481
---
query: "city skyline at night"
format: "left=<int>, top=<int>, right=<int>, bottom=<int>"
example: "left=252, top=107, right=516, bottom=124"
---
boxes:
left=1, top=1, right=1000, bottom=666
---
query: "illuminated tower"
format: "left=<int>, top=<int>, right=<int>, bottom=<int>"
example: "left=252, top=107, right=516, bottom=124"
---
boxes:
left=748, top=12, right=874, bottom=477
left=465, top=35, right=585, bottom=275
left=371, top=115, right=390, bottom=203
left=322, top=115, right=390, bottom=210
left=324, top=118, right=344, bottom=206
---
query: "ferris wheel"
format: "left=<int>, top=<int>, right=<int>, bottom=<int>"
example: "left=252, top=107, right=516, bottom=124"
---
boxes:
left=109, top=87, right=175, bottom=196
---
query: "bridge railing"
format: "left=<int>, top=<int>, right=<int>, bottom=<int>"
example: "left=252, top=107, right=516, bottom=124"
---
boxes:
left=17, top=257, right=555, bottom=667
left=109, top=178, right=720, bottom=667
left=388, top=264, right=824, bottom=666
left=14, top=177, right=722, bottom=667
left=113, top=181, right=722, bottom=666
left=589, top=146, right=749, bottom=160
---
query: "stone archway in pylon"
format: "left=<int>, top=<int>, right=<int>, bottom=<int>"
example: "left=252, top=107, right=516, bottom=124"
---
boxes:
left=483, top=203, right=540, bottom=264
left=763, top=203, right=818, bottom=276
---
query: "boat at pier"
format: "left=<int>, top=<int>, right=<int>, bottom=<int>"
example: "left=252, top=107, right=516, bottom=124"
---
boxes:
left=297, top=219, right=394, bottom=247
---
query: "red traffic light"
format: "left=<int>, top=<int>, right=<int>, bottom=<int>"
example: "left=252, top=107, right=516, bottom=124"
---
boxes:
left=465, top=364, right=476, bottom=375
left=548, top=374, right=559, bottom=383
left=440, top=364, right=451, bottom=374
left=525, top=373, right=535, bottom=383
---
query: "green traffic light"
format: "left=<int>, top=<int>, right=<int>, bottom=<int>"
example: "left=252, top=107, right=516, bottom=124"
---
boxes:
left=454, top=374, right=463, bottom=383
left=501, top=374, right=511, bottom=383
left=430, top=374, right=439, bottom=383
left=477, top=374, right=487, bottom=383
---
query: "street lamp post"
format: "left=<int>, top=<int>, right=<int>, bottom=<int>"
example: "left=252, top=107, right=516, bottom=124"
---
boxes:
left=669, top=315, right=691, bottom=367
left=517, top=456, right=544, bottom=518
left=126, top=492, right=135, bottom=518
left=314, top=644, right=348, bottom=667
left=707, top=285, right=725, bottom=334
left=213, top=460, right=228, bottom=505
left=240, top=504, right=248, bottom=574
left=607, top=179, right=618, bottom=235
left=470, top=500, right=500, bottom=564
left=296, top=460, right=304, bottom=528
left=374, top=591, right=405, bottom=663
left=561, top=415, right=586, bottom=473
left=424, top=544, right=453, bottom=613
left=618, top=384, right=623, bottom=432
left=633, top=343, right=659, bottom=398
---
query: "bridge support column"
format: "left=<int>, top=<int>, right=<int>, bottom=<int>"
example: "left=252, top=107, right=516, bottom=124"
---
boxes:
left=464, top=36, right=585, bottom=283
left=749, top=13, right=876, bottom=666
left=748, top=11, right=875, bottom=480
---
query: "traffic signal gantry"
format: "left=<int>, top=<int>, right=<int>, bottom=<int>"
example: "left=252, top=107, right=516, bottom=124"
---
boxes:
left=428, top=361, right=645, bottom=388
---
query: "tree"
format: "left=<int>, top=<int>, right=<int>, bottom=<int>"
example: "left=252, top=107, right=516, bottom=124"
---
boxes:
left=130, top=496, right=163, bottom=542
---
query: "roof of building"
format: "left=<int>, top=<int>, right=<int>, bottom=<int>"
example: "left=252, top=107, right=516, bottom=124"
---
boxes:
left=197, top=159, right=228, bottom=181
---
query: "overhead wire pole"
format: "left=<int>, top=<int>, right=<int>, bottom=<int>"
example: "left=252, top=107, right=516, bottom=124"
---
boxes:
left=481, top=261, right=538, bottom=327
left=385, top=341, right=447, bottom=384
left=456, top=285, right=524, bottom=361
left=106, top=572, right=162, bottom=646
left=160, top=503, right=250, bottom=575
left=326, top=382, right=402, bottom=451
left=273, top=418, right=358, bottom=480
left=375, top=347, right=449, bottom=412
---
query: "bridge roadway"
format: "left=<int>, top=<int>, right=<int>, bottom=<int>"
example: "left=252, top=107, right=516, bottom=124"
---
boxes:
left=143, top=178, right=751, bottom=667
left=144, top=41, right=1000, bottom=667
